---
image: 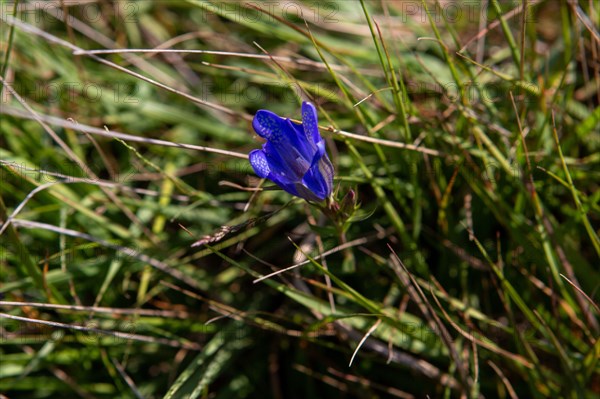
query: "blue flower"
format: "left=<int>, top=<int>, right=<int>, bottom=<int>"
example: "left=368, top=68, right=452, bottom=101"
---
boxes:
left=249, top=102, right=334, bottom=202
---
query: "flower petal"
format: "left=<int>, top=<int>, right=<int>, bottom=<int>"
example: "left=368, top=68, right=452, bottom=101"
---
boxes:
left=252, top=110, right=286, bottom=142
left=294, top=183, right=324, bottom=202
left=302, top=154, right=334, bottom=200
left=281, top=119, right=315, bottom=162
left=275, top=181, right=302, bottom=198
left=253, top=110, right=314, bottom=164
left=249, top=149, right=270, bottom=179
left=249, top=103, right=334, bottom=202
left=251, top=148, right=302, bottom=198
left=264, top=142, right=308, bottom=181
left=301, top=102, right=321, bottom=145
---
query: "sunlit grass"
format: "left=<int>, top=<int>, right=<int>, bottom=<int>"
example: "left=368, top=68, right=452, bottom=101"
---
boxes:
left=1, top=1, right=599, bottom=398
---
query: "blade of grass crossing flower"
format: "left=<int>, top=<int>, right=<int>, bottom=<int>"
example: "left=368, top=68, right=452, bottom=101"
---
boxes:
left=244, top=1, right=395, bottom=113
left=359, top=1, right=412, bottom=141
left=303, top=21, right=424, bottom=272
left=368, top=15, right=424, bottom=239
left=354, top=5, right=419, bottom=230
left=358, top=3, right=409, bottom=130
left=292, top=19, right=407, bottom=214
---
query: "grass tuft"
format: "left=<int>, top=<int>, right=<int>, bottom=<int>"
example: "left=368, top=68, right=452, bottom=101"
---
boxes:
left=1, top=1, right=599, bottom=398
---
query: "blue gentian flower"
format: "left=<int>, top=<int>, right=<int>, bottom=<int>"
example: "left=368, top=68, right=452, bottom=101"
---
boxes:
left=249, top=102, right=334, bottom=202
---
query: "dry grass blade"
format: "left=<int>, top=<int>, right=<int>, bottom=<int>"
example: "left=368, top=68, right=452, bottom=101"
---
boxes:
left=0, top=78, right=161, bottom=244
left=10, top=219, right=202, bottom=290
left=348, top=319, right=381, bottom=367
left=0, top=313, right=201, bottom=350
left=325, top=126, right=446, bottom=157
left=2, top=1, right=597, bottom=397
left=111, top=358, right=145, bottom=399
left=1, top=106, right=248, bottom=159
left=326, top=367, right=415, bottom=399
left=0, top=160, right=191, bottom=201
left=487, top=361, right=519, bottom=399
left=559, top=274, right=600, bottom=315
left=0, top=14, right=245, bottom=119
left=253, top=236, right=369, bottom=283
left=333, top=322, right=459, bottom=390
left=388, top=245, right=470, bottom=392
left=429, top=287, right=533, bottom=369
left=0, top=301, right=190, bottom=319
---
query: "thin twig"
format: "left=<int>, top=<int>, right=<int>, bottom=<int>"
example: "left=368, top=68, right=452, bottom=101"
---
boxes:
left=253, top=236, right=369, bottom=283
left=0, top=301, right=191, bottom=319
left=1, top=106, right=248, bottom=159
left=0, top=313, right=201, bottom=350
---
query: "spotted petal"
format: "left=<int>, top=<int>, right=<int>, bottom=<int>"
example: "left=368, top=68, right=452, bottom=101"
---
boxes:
left=301, top=102, right=321, bottom=145
left=253, top=110, right=314, bottom=167
left=248, top=102, right=334, bottom=202
left=252, top=110, right=287, bottom=143
left=249, top=149, right=270, bottom=179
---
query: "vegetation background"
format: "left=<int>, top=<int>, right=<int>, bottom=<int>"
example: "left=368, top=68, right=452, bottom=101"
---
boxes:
left=1, top=0, right=599, bottom=398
